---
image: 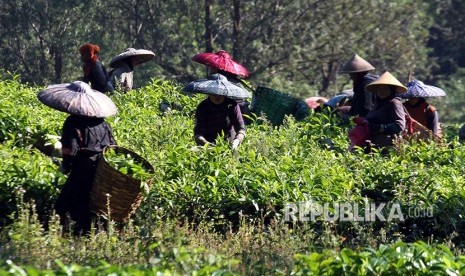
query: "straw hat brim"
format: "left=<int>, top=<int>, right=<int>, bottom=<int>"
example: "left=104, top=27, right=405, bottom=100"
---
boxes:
left=110, top=48, right=155, bottom=68
left=38, top=81, right=118, bottom=118
left=365, top=71, right=407, bottom=94
left=183, top=73, right=251, bottom=99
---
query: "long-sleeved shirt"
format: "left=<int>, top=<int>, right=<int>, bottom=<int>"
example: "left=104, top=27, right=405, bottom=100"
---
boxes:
left=56, top=115, right=116, bottom=232
left=365, top=97, right=405, bottom=147
left=83, top=60, right=114, bottom=93
left=194, top=97, right=246, bottom=143
left=109, top=61, right=134, bottom=91
left=404, top=99, right=440, bottom=136
left=349, top=73, right=378, bottom=117
left=61, top=115, right=116, bottom=170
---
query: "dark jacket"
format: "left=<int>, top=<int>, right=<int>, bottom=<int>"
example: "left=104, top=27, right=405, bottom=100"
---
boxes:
left=217, top=71, right=253, bottom=125
left=349, top=73, right=378, bottom=117
left=194, top=97, right=246, bottom=143
left=365, top=96, right=405, bottom=147
left=56, top=115, right=116, bottom=233
left=83, top=60, right=114, bottom=93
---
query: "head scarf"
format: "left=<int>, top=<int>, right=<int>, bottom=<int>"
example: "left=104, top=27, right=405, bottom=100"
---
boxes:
left=79, top=44, right=100, bottom=76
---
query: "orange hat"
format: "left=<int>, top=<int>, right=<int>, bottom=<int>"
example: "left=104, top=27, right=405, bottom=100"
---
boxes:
left=79, top=43, right=100, bottom=63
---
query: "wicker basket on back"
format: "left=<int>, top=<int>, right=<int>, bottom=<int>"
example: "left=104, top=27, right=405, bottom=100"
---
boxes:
left=90, top=145, right=154, bottom=222
left=250, top=86, right=309, bottom=126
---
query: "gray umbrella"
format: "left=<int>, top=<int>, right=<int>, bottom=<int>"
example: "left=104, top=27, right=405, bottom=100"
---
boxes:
left=399, top=80, right=446, bottom=99
left=109, top=48, right=155, bottom=68
left=183, top=74, right=251, bottom=99
left=38, top=81, right=118, bottom=118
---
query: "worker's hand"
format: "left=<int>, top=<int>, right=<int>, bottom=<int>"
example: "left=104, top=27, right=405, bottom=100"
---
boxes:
left=58, top=163, right=70, bottom=175
left=231, top=139, right=240, bottom=150
left=195, top=135, right=209, bottom=146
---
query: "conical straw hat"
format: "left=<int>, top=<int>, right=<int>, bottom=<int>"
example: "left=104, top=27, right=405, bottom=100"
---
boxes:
left=340, top=54, right=375, bottom=73
left=365, top=71, right=407, bottom=93
left=110, top=48, right=155, bottom=68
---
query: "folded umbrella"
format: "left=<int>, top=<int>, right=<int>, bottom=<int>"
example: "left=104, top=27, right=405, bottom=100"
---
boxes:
left=183, top=74, right=251, bottom=99
left=110, top=48, right=155, bottom=68
left=38, top=81, right=118, bottom=118
left=192, top=50, right=249, bottom=78
left=399, top=80, right=446, bottom=99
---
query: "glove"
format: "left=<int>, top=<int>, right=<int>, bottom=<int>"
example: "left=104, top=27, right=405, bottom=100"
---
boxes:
left=231, top=139, right=240, bottom=150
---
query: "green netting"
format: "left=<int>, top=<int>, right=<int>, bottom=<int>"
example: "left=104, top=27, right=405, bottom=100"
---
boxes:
left=250, top=86, right=300, bottom=126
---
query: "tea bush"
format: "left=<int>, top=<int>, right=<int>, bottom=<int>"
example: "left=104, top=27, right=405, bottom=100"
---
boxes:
left=2, top=75, right=465, bottom=274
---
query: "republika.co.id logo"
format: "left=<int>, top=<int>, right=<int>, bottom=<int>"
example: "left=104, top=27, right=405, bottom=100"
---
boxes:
left=283, top=200, right=433, bottom=222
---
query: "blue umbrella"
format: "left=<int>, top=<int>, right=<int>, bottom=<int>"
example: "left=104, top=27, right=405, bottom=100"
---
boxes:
left=399, top=80, right=446, bottom=99
left=183, top=74, right=251, bottom=99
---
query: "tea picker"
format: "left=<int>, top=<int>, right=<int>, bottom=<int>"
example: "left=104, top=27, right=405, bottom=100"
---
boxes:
left=192, top=50, right=254, bottom=124
left=399, top=79, right=446, bottom=139
left=38, top=81, right=118, bottom=234
left=108, top=48, right=155, bottom=92
left=184, top=74, right=249, bottom=153
left=38, top=81, right=154, bottom=229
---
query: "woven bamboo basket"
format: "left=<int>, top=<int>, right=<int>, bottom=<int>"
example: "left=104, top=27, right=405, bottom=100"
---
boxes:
left=250, top=86, right=300, bottom=126
left=90, top=145, right=154, bottom=222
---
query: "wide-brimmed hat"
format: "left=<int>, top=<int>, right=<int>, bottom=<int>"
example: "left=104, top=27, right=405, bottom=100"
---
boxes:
left=109, top=48, right=155, bottom=68
left=183, top=74, right=251, bottom=99
left=399, top=79, right=446, bottom=99
left=38, top=81, right=117, bottom=118
left=192, top=50, right=249, bottom=78
left=340, top=54, right=375, bottom=73
left=365, top=71, right=407, bottom=94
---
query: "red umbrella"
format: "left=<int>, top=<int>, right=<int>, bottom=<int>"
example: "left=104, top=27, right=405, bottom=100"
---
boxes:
left=192, top=50, right=249, bottom=78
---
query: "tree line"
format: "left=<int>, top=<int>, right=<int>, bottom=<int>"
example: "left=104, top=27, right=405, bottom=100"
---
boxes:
left=1, top=0, right=464, bottom=102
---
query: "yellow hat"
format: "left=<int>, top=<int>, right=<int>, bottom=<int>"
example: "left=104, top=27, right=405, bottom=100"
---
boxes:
left=365, top=71, right=407, bottom=93
left=340, top=54, right=375, bottom=73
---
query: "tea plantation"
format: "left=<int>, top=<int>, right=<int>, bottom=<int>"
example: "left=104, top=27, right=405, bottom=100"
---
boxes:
left=2, top=75, right=465, bottom=275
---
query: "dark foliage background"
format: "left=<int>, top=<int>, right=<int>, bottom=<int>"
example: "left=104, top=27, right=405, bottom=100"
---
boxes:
left=1, top=0, right=464, bottom=123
